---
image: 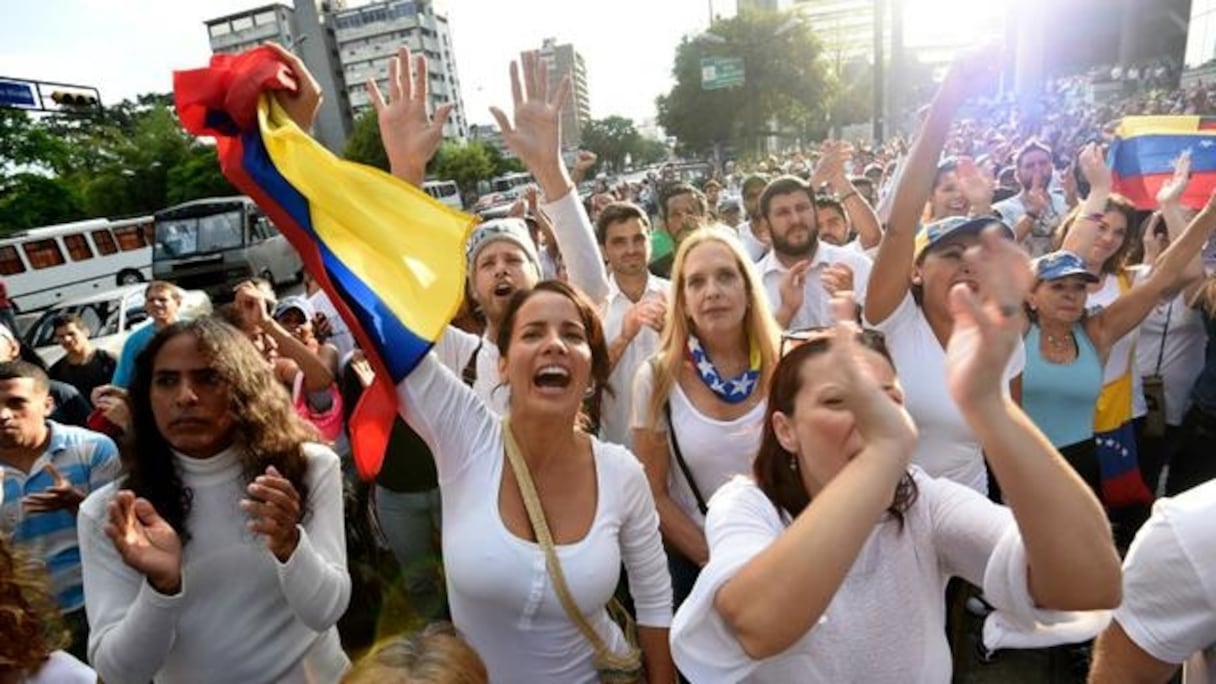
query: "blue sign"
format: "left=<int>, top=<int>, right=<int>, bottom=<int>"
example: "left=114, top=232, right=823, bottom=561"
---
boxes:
left=0, top=80, right=37, bottom=108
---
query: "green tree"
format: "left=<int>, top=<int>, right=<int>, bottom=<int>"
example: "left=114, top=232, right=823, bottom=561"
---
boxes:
left=582, top=116, right=642, bottom=173
left=0, top=174, right=83, bottom=234
left=633, top=137, right=670, bottom=166
left=343, top=110, right=390, bottom=172
left=166, top=145, right=233, bottom=205
left=430, top=141, right=496, bottom=198
left=657, top=9, right=834, bottom=156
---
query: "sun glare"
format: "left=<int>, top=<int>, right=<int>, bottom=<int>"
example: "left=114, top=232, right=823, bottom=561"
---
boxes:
left=902, top=0, right=1011, bottom=49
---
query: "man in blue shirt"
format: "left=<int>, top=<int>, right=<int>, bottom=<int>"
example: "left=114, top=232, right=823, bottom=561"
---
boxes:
left=109, top=281, right=183, bottom=389
left=0, top=360, right=120, bottom=659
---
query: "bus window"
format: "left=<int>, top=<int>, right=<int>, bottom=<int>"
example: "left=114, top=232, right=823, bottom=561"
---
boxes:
left=63, top=233, right=94, bottom=261
left=0, top=246, right=26, bottom=276
left=142, top=222, right=154, bottom=244
left=23, top=239, right=66, bottom=270
left=114, top=225, right=148, bottom=251
left=91, top=229, right=118, bottom=255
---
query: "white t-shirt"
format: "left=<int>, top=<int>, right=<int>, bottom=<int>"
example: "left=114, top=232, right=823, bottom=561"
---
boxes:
left=739, top=220, right=769, bottom=262
left=398, top=354, right=672, bottom=684
left=79, top=444, right=351, bottom=684
left=866, top=294, right=1025, bottom=493
left=599, top=273, right=670, bottom=448
left=632, top=361, right=766, bottom=527
left=671, top=471, right=1077, bottom=683
left=1088, top=270, right=1147, bottom=418
left=758, top=243, right=873, bottom=331
left=1134, top=292, right=1208, bottom=425
left=994, top=191, right=1070, bottom=258
left=21, top=651, right=95, bottom=684
left=1115, top=479, right=1216, bottom=682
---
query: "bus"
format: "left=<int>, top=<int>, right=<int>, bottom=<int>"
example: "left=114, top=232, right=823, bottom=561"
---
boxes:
left=152, top=196, right=302, bottom=301
left=0, top=216, right=153, bottom=313
left=490, top=172, right=532, bottom=196
left=422, top=180, right=463, bottom=210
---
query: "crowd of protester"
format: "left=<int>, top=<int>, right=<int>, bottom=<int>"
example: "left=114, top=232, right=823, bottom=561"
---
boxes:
left=2, top=40, right=1216, bottom=684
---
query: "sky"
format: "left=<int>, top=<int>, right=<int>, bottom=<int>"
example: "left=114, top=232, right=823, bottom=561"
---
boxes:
left=1, top=0, right=1006, bottom=127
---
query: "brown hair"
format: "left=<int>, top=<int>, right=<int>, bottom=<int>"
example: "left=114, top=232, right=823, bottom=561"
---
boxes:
left=1053, top=194, right=1139, bottom=274
left=1195, top=274, right=1216, bottom=317
left=595, top=201, right=650, bottom=245
left=124, top=318, right=318, bottom=544
left=754, top=331, right=918, bottom=524
left=0, top=535, right=69, bottom=678
left=343, top=623, right=487, bottom=684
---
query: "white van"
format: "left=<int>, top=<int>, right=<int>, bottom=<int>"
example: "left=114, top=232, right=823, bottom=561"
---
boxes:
left=0, top=216, right=154, bottom=313
left=423, top=180, right=463, bottom=210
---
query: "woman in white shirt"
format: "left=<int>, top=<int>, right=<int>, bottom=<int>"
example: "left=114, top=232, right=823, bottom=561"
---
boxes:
left=631, top=229, right=782, bottom=607
left=670, top=237, right=1122, bottom=683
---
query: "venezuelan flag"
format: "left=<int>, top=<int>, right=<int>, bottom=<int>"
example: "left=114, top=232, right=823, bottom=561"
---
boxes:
left=1110, top=115, right=1216, bottom=211
left=173, top=47, right=476, bottom=480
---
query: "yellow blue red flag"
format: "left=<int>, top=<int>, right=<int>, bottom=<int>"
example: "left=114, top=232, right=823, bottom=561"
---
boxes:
left=173, top=47, right=476, bottom=480
left=1110, top=115, right=1216, bottom=210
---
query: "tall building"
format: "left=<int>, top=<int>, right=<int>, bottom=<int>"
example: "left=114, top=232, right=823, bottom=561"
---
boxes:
left=330, top=0, right=468, bottom=140
left=204, top=2, right=352, bottom=153
left=468, top=123, right=513, bottom=159
left=525, top=38, right=590, bottom=151
left=792, top=0, right=886, bottom=65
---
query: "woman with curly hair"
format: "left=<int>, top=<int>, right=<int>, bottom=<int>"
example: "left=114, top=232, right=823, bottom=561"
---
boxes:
left=0, top=533, right=94, bottom=683
left=77, top=318, right=351, bottom=683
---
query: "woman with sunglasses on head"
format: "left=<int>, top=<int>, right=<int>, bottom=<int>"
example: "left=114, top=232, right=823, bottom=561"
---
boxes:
left=631, top=228, right=782, bottom=608
left=669, top=235, right=1122, bottom=683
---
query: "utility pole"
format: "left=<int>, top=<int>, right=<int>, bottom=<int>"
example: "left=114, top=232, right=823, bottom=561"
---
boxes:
left=889, top=0, right=903, bottom=137
left=872, top=0, right=885, bottom=142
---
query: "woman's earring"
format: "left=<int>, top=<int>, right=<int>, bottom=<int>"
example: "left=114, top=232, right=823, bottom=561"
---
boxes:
left=788, top=456, right=798, bottom=472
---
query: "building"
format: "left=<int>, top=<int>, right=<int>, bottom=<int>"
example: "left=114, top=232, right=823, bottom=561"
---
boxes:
left=737, top=0, right=785, bottom=11
left=204, top=2, right=352, bottom=154
left=525, top=38, right=590, bottom=151
left=468, top=123, right=513, bottom=159
left=793, top=0, right=886, bottom=65
left=330, top=0, right=468, bottom=141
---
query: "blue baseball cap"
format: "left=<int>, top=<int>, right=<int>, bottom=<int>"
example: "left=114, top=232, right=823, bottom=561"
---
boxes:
left=914, top=216, right=1014, bottom=259
left=1033, top=250, right=1099, bottom=282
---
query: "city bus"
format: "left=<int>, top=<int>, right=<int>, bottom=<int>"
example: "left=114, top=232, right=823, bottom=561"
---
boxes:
left=422, top=180, right=463, bottom=210
left=490, top=172, right=532, bottom=196
left=152, top=196, right=302, bottom=301
left=0, top=216, right=153, bottom=313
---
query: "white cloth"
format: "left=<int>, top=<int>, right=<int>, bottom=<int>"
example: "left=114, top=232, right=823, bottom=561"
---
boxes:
left=78, top=444, right=351, bottom=684
left=1134, top=292, right=1207, bottom=425
left=21, top=651, right=96, bottom=683
left=866, top=294, right=1025, bottom=493
left=599, top=273, right=670, bottom=448
left=307, top=289, right=355, bottom=359
left=631, top=360, right=765, bottom=528
left=758, top=242, right=873, bottom=331
left=398, top=354, right=672, bottom=684
left=671, top=471, right=1084, bottom=683
left=434, top=187, right=608, bottom=416
left=1115, top=478, right=1216, bottom=681
left=738, top=220, right=769, bottom=262
left=993, top=192, right=1070, bottom=258
left=1088, top=270, right=1147, bottom=418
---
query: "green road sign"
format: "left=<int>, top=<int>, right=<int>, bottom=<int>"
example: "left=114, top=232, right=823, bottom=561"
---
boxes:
left=700, top=57, right=744, bottom=91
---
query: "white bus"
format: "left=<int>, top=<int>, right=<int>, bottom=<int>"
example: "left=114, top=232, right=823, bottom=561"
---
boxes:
left=0, top=216, right=153, bottom=313
left=490, top=172, right=532, bottom=196
left=422, top=180, right=463, bottom=210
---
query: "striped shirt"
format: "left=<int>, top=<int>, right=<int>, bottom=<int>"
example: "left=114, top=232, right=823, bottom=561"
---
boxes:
left=1, top=421, right=120, bottom=612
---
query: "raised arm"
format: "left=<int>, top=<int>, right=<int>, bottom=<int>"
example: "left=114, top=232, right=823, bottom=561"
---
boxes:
left=1087, top=191, right=1216, bottom=356
left=369, top=46, right=452, bottom=187
left=816, top=141, right=883, bottom=250
left=866, top=59, right=978, bottom=324
left=1058, top=142, right=1113, bottom=258
left=950, top=232, right=1121, bottom=611
left=1149, top=151, right=1207, bottom=288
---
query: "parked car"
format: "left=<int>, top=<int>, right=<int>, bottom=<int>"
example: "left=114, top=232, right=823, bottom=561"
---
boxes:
left=23, top=284, right=211, bottom=368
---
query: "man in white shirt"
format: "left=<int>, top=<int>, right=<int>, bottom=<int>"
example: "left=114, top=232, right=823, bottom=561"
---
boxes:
left=1090, top=479, right=1216, bottom=683
left=756, top=176, right=873, bottom=330
left=596, top=202, right=669, bottom=448
left=992, top=140, right=1070, bottom=257
left=738, top=174, right=770, bottom=261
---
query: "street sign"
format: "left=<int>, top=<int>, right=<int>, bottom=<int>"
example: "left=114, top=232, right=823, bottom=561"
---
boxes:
left=0, top=79, right=38, bottom=109
left=701, top=57, right=745, bottom=91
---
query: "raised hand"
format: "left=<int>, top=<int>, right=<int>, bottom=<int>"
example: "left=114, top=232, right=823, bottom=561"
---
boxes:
left=777, top=260, right=813, bottom=324
left=1156, top=149, right=1192, bottom=206
left=810, top=140, right=854, bottom=193
left=104, top=491, right=183, bottom=595
left=571, top=150, right=597, bottom=185
left=1024, top=175, right=1050, bottom=218
left=22, top=463, right=85, bottom=514
left=368, top=46, right=454, bottom=187
left=489, top=51, right=573, bottom=199
left=234, top=282, right=272, bottom=329
left=956, top=157, right=995, bottom=214
left=820, top=263, right=854, bottom=297
left=945, top=228, right=1031, bottom=411
left=1077, top=142, right=1112, bottom=195
left=241, top=466, right=303, bottom=562
left=264, top=43, right=323, bottom=133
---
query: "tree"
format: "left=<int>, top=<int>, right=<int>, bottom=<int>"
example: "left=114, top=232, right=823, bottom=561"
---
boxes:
left=343, top=110, right=390, bottom=172
left=634, top=137, right=670, bottom=166
left=0, top=174, right=83, bottom=234
left=657, top=9, right=834, bottom=156
left=430, top=141, right=496, bottom=198
left=582, top=116, right=641, bottom=173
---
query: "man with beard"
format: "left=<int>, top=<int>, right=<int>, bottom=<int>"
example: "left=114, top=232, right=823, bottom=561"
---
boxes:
left=0, top=360, right=119, bottom=659
left=756, top=175, right=874, bottom=330
left=993, top=140, right=1069, bottom=257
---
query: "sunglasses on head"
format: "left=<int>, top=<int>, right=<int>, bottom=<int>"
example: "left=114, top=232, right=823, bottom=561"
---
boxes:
left=779, top=326, right=887, bottom=358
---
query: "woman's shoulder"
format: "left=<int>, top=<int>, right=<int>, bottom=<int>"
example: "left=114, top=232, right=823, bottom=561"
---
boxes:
left=28, top=651, right=96, bottom=684
left=300, top=442, right=342, bottom=473
left=591, top=437, right=646, bottom=479
left=706, top=476, right=784, bottom=530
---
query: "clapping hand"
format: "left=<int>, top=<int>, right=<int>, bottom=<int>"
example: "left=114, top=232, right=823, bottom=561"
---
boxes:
left=368, top=46, right=454, bottom=187
left=241, top=466, right=303, bottom=563
left=104, top=491, right=183, bottom=595
left=22, top=463, right=85, bottom=514
left=820, top=263, right=854, bottom=297
left=957, top=157, right=995, bottom=215
left=490, top=51, right=573, bottom=199
left=1077, top=142, right=1112, bottom=195
left=1155, top=149, right=1191, bottom=206
left=621, top=294, right=667, bottom=341
left=945, top=228, right=1032, bottom=412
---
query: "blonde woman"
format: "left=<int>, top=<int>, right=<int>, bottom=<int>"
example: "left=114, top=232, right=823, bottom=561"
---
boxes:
left=632, top=228, right=782, bottom=606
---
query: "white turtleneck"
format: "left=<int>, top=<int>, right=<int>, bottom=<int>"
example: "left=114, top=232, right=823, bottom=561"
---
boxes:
left=78, top=443, right=350, bottom=684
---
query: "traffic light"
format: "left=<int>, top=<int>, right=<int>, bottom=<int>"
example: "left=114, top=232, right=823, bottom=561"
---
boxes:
left=50, top=90, right=98, bottom=108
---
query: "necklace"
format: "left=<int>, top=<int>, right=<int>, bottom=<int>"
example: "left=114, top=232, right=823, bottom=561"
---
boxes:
left=686, top=334, right=761, bottom=404
left=1045, top=333, right=1071, bottom=350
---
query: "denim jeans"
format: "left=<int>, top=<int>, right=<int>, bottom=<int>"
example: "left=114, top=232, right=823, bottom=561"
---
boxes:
left=374, top=486, right=446, bottom=621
